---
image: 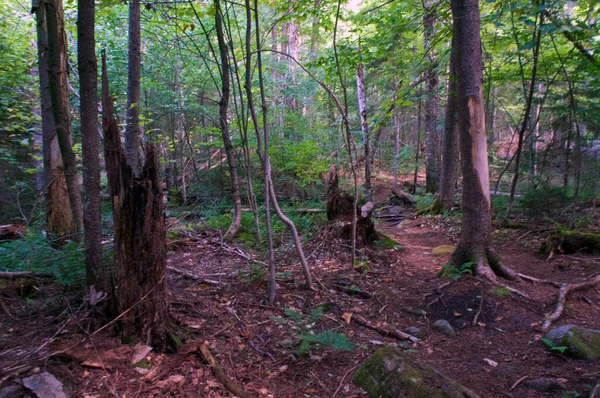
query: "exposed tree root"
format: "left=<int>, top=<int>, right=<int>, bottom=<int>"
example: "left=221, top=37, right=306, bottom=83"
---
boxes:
left=541, top=275, right=600, bottom=331
left=474, top=259, right=529, bottom=298
left=352, top=315, right=419, bottom=343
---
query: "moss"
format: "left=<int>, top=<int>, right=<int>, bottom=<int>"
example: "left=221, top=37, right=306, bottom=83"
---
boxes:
left=490, top=286, right=511, bottom=297
left=567, top=328, right=600, bottom=360
left=353, top=346, right=480, bottom=398
left=133, top=359, right=151, bottom=369
left=541, top=231, right=600, bottom=255
left=374, top=235, right=404, bottom=250
left=432, top=245, right=456, bottom=257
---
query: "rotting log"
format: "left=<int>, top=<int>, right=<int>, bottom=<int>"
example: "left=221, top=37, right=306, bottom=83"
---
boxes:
left=541, top=231, right=600, bottom=256
left=0, top=225, right=26, bottom=242
left=102, top=53, right=170, bottom=352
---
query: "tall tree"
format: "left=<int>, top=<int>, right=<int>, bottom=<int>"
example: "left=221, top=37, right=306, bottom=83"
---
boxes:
left=33, top=0, right=77, bottom=238
left=77, top=0, right=103, bottom=287
left=214, top=0, right=242, bottom=242
left=125, top=0, right=141, bottom=175
left=450, top=0, right=515, bottom=280
left=45, top=0, right=84, bottom=235
left=423, top=0, right=441, bottom=194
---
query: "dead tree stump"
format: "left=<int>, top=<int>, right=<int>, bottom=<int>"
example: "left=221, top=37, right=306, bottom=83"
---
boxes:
left=102, top=54, right=170, bottom=351
left=326, top=165, right=378, bottom=243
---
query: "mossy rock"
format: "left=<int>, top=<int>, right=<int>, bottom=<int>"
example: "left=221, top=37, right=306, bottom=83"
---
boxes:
left=352, top=346, right=480, bottom=398
left=432, top=245, right=456, bottom=257
left=543, top=325, right=600, bottom=360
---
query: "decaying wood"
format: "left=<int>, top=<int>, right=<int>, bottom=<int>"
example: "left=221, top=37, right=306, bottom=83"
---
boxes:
left=0, top=225, right=26, bottom=241
left=325, top=165, right=356, bottom=220
left=540, top=231, right=600, bottom=256
left=391, top=187, right=416, bottom=205
left=0, top=271, right=49, bottom=280
left=197, top=342, right=252, bottom=398
left=541, top=275, right=600, bottom=331
left=352, top=315, right=419, bottom=343
left=167, top=266, right=222, bottom=285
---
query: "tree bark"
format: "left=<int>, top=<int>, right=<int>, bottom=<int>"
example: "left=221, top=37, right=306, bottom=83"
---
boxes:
left=77, top=0, right=103, bottom=288
left=34, top=0, right=77, bottom=238
left=356, top=64, right=371, bottom=202
left=450, top=0, right=514, bottom=280
left=215, top=0, right=242, bottom=242
left=102, top=54, right=170, bottom=352
left=125, top=0, right=141, bottom=175
left=423, top=0, right=441, bottom=194
left=436, top=32, right=460, bottom=210
left=45, top=0, right=84, bottom=235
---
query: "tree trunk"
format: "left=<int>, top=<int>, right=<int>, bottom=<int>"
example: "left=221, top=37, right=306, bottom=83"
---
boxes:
left=215, top=0, right=242, bottom=242
left=102, top=54, right=170, bottom=352
left=356, top=64, right=371, bottom=202
left=34, top=1, right=77, bottom=238
left=45, top=0, right=84, bottom=235
left=125, top=0, right=141, bottom=175
left=450, top=0, right=515, bottom=280
left=436, top=32, right=460, bottom=211
left=77, top=0, right=103, bottom=288
left=423, top=0, right=441, bottom=194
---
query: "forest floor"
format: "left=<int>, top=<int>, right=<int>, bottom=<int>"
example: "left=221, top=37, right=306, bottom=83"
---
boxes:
left=1, top=174, right=599, bottom=398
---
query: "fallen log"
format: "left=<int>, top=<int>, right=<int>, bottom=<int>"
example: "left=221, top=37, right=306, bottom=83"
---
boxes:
left=0, top=224, right=26, bottom=242
left=391, top=188, right=415, bottom=205
left=541, top=231, right=600, bottom=256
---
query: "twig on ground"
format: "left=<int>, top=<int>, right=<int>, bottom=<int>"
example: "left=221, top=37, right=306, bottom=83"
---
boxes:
left=352, top=315, right=419, bottom=343
left=168, top=266, right=223, bottom=285
left=510, top=375, right=529, bottom=391
left=332, top=365, right=359, bottom=398
left=197, top=342, right=252, bottom=398
left=472, top=295, right=484, bottom=326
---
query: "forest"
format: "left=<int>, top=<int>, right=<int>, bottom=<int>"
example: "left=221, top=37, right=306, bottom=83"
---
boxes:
left=0, top=0, right=599, bottom=396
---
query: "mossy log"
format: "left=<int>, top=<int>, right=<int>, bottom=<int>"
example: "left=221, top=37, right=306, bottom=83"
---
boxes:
left=541, top=231, right=600, bottom=255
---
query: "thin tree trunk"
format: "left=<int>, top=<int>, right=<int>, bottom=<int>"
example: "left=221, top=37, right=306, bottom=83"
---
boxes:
left=392, top=108, right=402, bottom=187
left=125, top=0, right=141, bottom=175
left=77, top=0, right=103, bottom=288
left=102, top=54, right=170, bottom=352
left=506, top=10, right=544, bottom=217
left=34, top=0, right=77, bottom=238
left=450, top=0, right=515, bottom=280
left=215, top=0, right=242, bottom=242
left=436, top=33, right=460, bottom=210
left=45, top=0, right=84, bottom=235
left=356, top=64, right=371, bottom=202
left=423, top=0, right=441, bottom=194
left=411, top=97, right=422, bottom=194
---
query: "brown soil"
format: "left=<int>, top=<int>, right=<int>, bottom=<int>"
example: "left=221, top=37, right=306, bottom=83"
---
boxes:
left=1, top=175, right=599, bottom=398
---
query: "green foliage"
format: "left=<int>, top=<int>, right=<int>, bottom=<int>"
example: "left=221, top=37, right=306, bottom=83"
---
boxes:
left=414, top=193, right=435, bottom=213
left=373, top=236, right=404, bottom=250
left=541, top=338, right=568, bottom=354
left=273, top=305, right=353, bottom=356
left=438, top=262, right=475, bottom=280
left=0, top=232, right=85, bottom=286
left=519, top=183, right=573, bottom=218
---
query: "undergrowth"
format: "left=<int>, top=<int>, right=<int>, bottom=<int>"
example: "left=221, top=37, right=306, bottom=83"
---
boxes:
left=0, top=232, right=85, bottom=286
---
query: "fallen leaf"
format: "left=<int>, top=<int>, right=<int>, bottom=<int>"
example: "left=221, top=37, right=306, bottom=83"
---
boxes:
left=342, top=312, right=352, bottom=324
left=453, top=312, right=462, bottom=317
left=23, top=372, right=67, bottom=398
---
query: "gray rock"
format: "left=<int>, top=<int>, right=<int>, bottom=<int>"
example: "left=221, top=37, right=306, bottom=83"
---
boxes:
left=404, top=326, right=426, bottom=339
left=522, top=378, right=565, bottom=392
left=543, top=325, right=600, bottom=360
left=352, top=346, right=480, bottom=398
left=432, top=320, right=456, bottom=337
left=23, top=372, right=67, bottom=398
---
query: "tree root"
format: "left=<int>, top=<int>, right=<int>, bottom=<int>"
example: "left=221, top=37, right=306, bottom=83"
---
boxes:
left=474, top=259, right=529, bottom=298
left=540, top=275, right=600, bottom=331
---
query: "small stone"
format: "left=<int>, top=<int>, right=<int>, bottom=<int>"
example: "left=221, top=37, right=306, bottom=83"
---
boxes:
left=432, top=319, right=456, bottom=337
left=404, top=326, right=426, bottom=339
left=523, top=378, right=565, bottom=392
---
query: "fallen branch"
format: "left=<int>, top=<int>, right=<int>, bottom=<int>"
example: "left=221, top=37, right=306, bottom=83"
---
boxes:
left=197, top=342, right=252, bottom=398
left=334, top=284, right=373, bottom=299
left=352, top=315, right=419, bottom=343
left=542, top=275, right=600, bottom=331
left=167, top=266, right=223, bottom=285
left=510, top=375, right=529, bottom=391
left=0, top=271, right=50, bottom=280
